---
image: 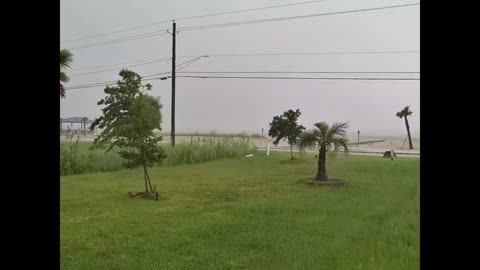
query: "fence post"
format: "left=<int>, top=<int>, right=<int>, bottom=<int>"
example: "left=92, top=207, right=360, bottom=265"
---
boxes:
left=267, top=143, right=270, bottom=156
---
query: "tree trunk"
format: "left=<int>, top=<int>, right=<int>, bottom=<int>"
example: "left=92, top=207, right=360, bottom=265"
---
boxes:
left=145, top=166, right=154, bottom=193
left=316, top=145, right=328, bottom=181
left=143, top=165, right=148, bottom=193
left=289, top=143, right=294, bottom=159
left=404, top=116, right=414, bottom=149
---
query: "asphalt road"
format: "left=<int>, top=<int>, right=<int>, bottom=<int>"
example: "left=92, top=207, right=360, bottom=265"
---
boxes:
left=256, top=145, right=420, bottom=158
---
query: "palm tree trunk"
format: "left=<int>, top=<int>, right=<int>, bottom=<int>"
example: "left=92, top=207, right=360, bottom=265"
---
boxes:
left=404, top=116, right=414, bottom=149
left=316, top=145, right=328, bottom=181
left=289, top=143, right=294, bottom=159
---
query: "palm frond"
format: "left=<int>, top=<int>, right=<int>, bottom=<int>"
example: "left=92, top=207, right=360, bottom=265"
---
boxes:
left=299, top=131, right=319, bottom=153
left=313, top=122, right=329, bottom=139
left=60, top=72, right=70, bottom=83
left=331, top=137, right=349, bottom=155
left=328, top=122, right=349, bottom=139
left=60, top=49, right=73, bottom=69
left=60, top=83, right=66, bottom=98
left=403, top=106, right=413, bottom=116
left=397, top=106, right=413, bottom=118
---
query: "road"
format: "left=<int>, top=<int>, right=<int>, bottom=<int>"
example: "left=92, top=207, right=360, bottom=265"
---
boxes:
left=256, top=145, right=420, bottom=158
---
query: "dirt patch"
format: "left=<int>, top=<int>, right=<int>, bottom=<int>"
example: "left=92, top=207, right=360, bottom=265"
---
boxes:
left=301, top=178, right=347, bottom=187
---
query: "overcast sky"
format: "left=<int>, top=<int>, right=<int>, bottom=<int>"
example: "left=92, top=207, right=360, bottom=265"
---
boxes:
left=60, top=0, right=420, bottom=137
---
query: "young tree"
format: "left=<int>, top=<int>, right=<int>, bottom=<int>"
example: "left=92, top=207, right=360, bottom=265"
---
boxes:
left=396, top=106, right=414, bottom=149
left=90, top=69, right=166, bottom=195
left=268, top=109, right=305, bottom=159
left=60, top=49, right=73, bottom=98
left=299, top=122, right=349, bottom=181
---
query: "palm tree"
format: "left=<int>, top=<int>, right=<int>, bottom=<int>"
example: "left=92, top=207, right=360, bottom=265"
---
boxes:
left=60, top=49, right=73, bottom=98
left=299, top=122, right=349, bottom=181
left=396, top=106, right=414, bottom=149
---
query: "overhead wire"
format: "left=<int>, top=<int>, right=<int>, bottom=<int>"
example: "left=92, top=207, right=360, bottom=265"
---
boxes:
left=61, top=0, right=330, bottom=43
left=70, top=57, right=172, bottom=72
left=62, top=3, right=419, bottom=50
left=176, top=71, right=420, bottom=74
left=176, top=75, right=420, bottom=80
left=175, top=56, right=208, bottom=71
left=178, top=51, right=420, bottom=58
left=70, top=58, right=173, bottom=77
left=177, top=3, right=420, bottom=32
left=66, top=31, right=169, bottom=50
left=65, top=74, right=169, bottom=90
left=69, top=51, right=419, bottom=73
left=65, top=74, right=419, bottom=90
left=66, top=56, right=207, bottom=88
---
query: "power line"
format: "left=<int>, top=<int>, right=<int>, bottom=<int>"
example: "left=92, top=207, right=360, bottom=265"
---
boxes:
left=65, top=50, right=418, bottom=76
left=173, top=0, right=329, bottom=22
left=65, top=72, right=419, bottom=90
left=61, top=0, right=329, bottom=43
left=70, top=50, right=419, bottom=72
left=65, top=74, right=169, bottom=90
left=68, top=56, right=205, bottom=78
left=70, top=58, right=173, bottom=77
left=66, top=31, right=169, bottom=50
left=65, top=50, right=418, bottom=80
left=65, top=57, right=204, bottom=87
left=176, top=75, right=420, bottom=80
left=71, top=57, right=172, bottom=72
left=64, top=81, right=119, bottom=90
left=178, top=3, right=420, bottom=32
left=178, top=51, right=420, bottom=58
left=176, top=71, right=420, bottom=74
left=61, top=2, right=419, bottom=49
left=175, top=56, right=207, bottom=71
left=62, top=3, right=419, bottom=51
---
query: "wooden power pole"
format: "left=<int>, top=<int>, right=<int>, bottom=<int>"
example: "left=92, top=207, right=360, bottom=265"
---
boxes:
left=357, top=130, right=360, bottom=147
left=171, top=21, right=176, bottom=146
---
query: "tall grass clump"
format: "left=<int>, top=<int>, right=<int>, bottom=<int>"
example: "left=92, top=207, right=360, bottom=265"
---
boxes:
left=60, top=137, right=256, bottom=176
left=60, top=137, right=81, bottom=176
left=164, top=137, right=255, bottom=166
left=60, top=140, right=125, bottom=176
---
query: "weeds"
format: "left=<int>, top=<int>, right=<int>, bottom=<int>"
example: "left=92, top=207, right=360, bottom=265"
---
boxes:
left=60, top=137, right=256, bottom=176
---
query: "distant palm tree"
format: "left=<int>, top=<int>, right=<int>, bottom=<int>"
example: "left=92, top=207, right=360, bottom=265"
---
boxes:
left=299, top=122, right=349, bottom=181
left=60, top=49, right=73, bottom=98
left=396, top=106, right=414, bottom=149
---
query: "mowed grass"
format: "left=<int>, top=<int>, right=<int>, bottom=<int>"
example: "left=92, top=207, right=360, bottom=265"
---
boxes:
left=60, top=152, right=419, bottom=270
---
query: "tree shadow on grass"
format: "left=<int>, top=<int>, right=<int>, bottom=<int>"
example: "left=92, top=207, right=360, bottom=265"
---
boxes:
left=278, top=158, right=310, bottom=165
left=296, top=177, right=347, bottom=188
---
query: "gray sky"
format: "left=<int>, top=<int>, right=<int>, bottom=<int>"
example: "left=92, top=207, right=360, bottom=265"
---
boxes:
left=61, top=0, right=420, bottom=137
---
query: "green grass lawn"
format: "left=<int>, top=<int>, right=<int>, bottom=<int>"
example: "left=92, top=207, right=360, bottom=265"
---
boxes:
left=60, top=152, right=419, bottom=270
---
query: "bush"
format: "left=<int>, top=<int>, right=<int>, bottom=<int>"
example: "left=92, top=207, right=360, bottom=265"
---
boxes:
left=60, top=137, right=80, bottom=175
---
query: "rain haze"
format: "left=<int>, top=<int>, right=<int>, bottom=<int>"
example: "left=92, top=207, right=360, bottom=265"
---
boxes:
left=60, top=0, right=420, bottom=138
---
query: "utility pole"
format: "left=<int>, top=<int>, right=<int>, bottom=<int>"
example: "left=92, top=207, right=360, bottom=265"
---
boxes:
left=171, top=21, right=176, bottom=146
left=357, top=130, right=360, bottom=147
left=261, top=128, right=264, bottom=145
